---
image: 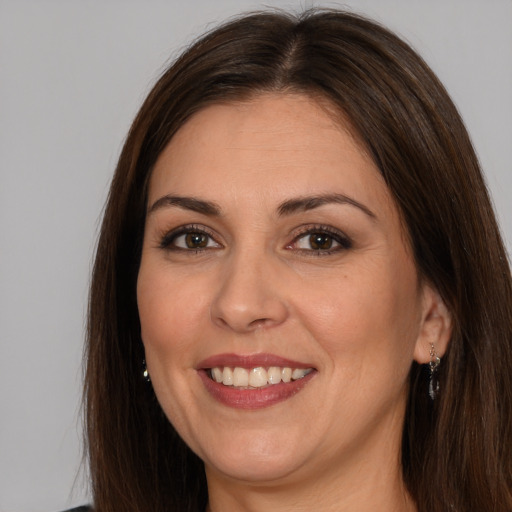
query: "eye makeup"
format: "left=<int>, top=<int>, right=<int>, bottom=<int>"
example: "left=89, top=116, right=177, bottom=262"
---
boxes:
left=158, top=223, right=222, bottom=252
left=287, top=224, right=353, bottom=256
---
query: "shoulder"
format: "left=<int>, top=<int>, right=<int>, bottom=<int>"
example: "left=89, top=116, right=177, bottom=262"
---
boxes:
left=62, top=507, right=93, bottom=512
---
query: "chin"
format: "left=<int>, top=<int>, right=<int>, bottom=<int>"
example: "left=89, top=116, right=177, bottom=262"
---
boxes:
left=205, top=451, right=303, bottom=483
left=199, top=429, right=310, bottom=483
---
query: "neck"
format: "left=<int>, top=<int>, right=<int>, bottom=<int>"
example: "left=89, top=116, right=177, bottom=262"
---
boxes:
left=205, top=451, right=416, bottom=512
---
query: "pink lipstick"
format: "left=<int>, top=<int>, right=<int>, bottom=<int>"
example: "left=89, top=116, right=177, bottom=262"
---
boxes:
left=197, top=353, right=316, bottom=410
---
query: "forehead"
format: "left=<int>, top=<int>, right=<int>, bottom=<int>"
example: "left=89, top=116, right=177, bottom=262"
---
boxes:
left=148, top=93, right=387, bottom=204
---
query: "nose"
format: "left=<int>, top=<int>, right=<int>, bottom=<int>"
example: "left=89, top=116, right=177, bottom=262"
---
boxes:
left=210, top=251, right=289, bottom=333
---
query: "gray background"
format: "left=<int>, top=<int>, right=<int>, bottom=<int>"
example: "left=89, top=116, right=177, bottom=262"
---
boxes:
left=1, top=1, right=511, bottom=511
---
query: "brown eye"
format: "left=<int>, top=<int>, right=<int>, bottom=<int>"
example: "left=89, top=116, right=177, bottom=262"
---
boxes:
left=290, top=227, right=351, bottom=254
left=295, top=232, right=336, bottom=251
left=309, top=233, right=333, bottom=250
left=185, top=232, right=208, bottom=248
left=162, top=228, right=221, bottom=251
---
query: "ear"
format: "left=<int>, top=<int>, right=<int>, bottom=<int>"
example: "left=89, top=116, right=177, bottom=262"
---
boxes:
left=413, top=284, right=452, bottom=364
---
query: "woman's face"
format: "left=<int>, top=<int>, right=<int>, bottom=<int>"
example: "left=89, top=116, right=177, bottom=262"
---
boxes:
left=137, top=94, right=443, bottom=487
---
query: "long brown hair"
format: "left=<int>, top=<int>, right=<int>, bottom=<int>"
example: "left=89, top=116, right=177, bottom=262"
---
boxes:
left=85, top=9, right=512, bottom=511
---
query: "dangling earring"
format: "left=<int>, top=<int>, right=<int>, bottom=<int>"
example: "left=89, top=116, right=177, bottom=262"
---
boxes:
left=142, top=359, right=151, bottom=382
left=428, top=343, right=441, bottom=400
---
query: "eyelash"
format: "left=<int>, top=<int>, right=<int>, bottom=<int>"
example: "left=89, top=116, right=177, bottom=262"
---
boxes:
left=159, top=224, right=221, bottom=253
left=158, top=223, right=352, bottom=256
left=288, top=224, right=352, bottom=256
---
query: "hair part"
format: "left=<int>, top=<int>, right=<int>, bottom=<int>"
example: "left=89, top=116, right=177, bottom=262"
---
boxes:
left=85, top=8, right=512, bottom=511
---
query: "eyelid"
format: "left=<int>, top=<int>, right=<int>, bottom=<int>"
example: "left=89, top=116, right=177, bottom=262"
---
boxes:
left=287, top=224, right=352, bottom=253
left=156, top=222, right=351, bottom=255
left=158, top=223, right=223, bottom=251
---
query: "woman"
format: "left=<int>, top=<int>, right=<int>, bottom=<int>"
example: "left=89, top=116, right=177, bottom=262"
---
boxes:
left=84, top=8, right=512, bottom=512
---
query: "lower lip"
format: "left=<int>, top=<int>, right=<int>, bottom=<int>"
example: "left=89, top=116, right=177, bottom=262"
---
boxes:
left=198, top=370, right=316, bottom=410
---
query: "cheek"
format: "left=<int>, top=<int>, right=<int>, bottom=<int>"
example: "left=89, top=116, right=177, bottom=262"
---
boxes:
left=136, top=264, right=211, bottom=434
left=137, top=264, right=210, bottom=363
left=298, top=257, right=420, bottom=374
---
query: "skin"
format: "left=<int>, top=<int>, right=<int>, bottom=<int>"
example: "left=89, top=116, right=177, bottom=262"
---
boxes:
left=137, top=93, right=452, bottom=512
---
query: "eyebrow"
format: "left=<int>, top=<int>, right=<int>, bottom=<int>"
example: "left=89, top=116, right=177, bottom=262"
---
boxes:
left=148, top=192, right=376, bottom=219
left=277, top=193, right=376, bottom=219
left=148, top=195, right=222, bottom=216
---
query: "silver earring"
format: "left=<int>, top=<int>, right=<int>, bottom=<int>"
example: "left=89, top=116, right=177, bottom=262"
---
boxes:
left=428, top=343, right=441, bottom=400
left=142, top=359, right=151, bottom=382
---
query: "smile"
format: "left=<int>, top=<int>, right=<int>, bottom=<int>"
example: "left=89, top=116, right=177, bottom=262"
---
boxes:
left=209, top=366, right=314, bottom=388
left=197, top=354, right=316, bottom=409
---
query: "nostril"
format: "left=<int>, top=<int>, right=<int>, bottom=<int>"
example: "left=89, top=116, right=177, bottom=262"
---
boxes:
left=209, top=262, right=289, bottom=332
left=211, top=301, right=288, bottom=333
left=248, top=317, right=272, bottom=329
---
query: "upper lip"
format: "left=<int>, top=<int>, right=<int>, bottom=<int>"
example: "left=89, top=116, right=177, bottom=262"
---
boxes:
left=197, top=353, right=314, bottom=370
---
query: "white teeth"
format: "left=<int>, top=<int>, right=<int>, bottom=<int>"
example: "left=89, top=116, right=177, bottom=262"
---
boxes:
left=267, top=366, right=282, bottom=384
left=212, top=367, right=223, bottom=383
left=233, top=367, right=249, bottom=387
left=222, top=367, right=233, bottom=385
left=291, top=368, right=309, bottom=380
left=281, top=367, right=292, bottom=383
left=249, top=367, right=268, bottom=387
left=209, top=366, right=313, bottom=388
